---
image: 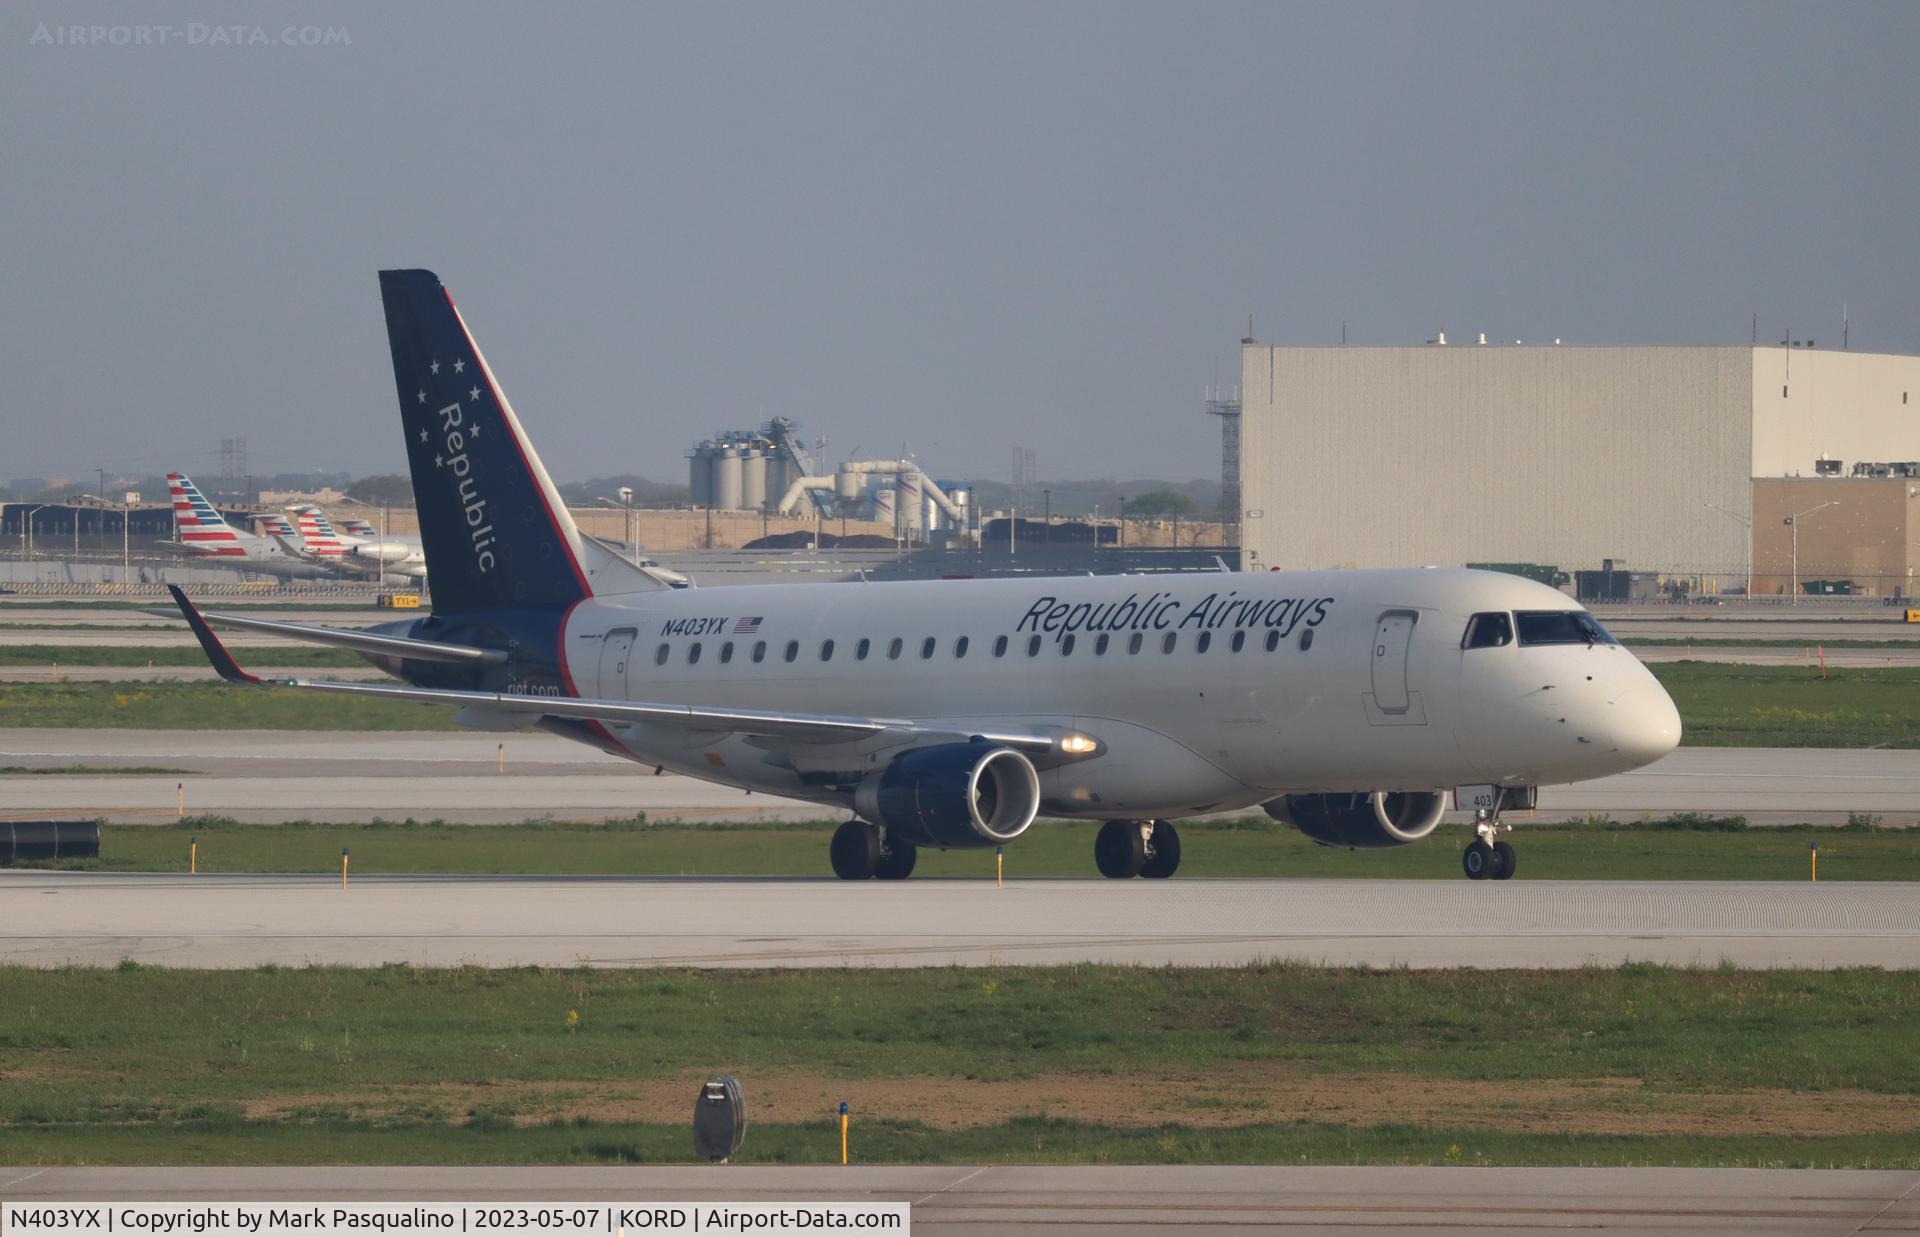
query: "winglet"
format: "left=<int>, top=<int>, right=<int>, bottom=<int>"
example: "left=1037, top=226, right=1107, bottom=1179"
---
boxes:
left=168, top=585, right=261, bottom=684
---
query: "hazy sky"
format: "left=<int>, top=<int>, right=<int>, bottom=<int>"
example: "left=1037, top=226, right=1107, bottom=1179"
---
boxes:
left=5, top=2, right=1918, bottom=489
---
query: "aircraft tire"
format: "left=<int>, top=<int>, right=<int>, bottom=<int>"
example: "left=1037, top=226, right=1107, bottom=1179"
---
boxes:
left=1095, top=819, right=1146, bottom=879
left=831, top=820, right=881, bottom=880
left=1491, top=840, right=1517, bottom=881
left=1139, top=821, right=1181, bottom=878
left=1462, top=840, right=1494, bottom=880
left=874, top=838, right=918, bottom=880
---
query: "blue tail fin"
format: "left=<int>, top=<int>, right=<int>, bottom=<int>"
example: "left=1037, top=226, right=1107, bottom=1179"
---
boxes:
left=378, top=269, right=591, bottom=614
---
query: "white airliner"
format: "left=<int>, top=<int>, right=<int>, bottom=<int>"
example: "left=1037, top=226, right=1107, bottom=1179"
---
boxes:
left=285, top=506, right=428, bottom=578
left=161, top=473, right=332, bottom=581
left=170, top=270, right=1682, bottom=882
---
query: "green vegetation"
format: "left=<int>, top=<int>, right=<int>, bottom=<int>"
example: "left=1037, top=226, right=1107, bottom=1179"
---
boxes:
left=25, top=816, right=1920, bottom=881
left=1121, top=489, right=1196, bottom=518
left=0, top=765, right=190, bottom=775
left=0, top=644, right=365, bottom=668
left=1, top=963, right=1915, bottom=1166
left=3, top=662, right=1919, bottom=750
left=1624, top=637, right=1920, bottom=650
left=0, top=682, right=456, bottom=730
left=1650, top=662, right=1920, bottom=747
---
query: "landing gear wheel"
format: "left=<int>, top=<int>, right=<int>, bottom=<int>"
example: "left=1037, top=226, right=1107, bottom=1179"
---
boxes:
left=830, top=820, right=881, bottom=880
left=1139, top=821, right=1182, bottom=879
left=874, top=837, right=918, bottom=880
left=1095, top=819, right=1146, bottom=879
left=1462, top=839, right=1495, bottom=881
left=1490, top=840, right=1517, bottom=881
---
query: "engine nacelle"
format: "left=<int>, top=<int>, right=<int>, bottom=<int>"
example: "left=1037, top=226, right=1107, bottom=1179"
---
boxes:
left=1263, top=790, right=1447, bottom=848
left=854, top=742, right=1040, bottom=849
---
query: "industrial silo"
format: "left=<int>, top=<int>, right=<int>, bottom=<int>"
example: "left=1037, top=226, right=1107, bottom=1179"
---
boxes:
left=714, top=446, right=744, bottom=511
left=689, top=441, right=715, bottom=508
left=764, top=453, right=792, bottom=513
left=895, top=470, right=923, bottom=537
left=740, top=448, right=768, bottom=513
left=942, top=482, right=972, bottom=532
left=870, top=483, right=895, bottom=531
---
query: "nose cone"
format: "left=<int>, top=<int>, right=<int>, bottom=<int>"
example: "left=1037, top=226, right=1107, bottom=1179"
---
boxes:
left=1610, top=682, right=1682, bottom=766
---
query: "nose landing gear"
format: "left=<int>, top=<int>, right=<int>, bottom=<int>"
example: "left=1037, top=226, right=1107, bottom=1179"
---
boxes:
left=1463, top=813, right=1518, bottom=880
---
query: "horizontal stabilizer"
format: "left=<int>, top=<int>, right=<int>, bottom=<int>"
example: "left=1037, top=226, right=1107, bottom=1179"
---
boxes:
left=167, top=587, right=506, bottom=667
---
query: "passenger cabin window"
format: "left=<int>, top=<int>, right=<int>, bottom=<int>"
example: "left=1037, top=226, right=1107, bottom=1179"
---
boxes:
left=855, top=638, right=870, bottom=660
left=1515, top=610, right=1617, bottom=646
left=819, top=639, right=836, bottom=661
left=1027, top=635, right=1042, bottom=656
left=752, top=641, right=767, bottom=663
left=784, top=640, right=800, bottom=663
left=993, top=635, right=1008, bottom=657
left=1061, top=634, right=1076, bottom=655
left=921, top=637, right=936, bottom=659
left=1095, top=633, right=1109, bottom=655
left=888, top=637, right=903, bottom=660
left=1265, top=630, right=1280, bottom=652
left=1462, top=612, right=1514, bottom=649
left=1230, top=630, right=1245, bottom=653
left=1196, top=632, right=1212, bottom=654
left=1128, top=632, right=1144, bottom=654
left=1162, top=632, right=1177, bottom=654
left=688, top=642, right=702, bottom=665
left=1298, top=628, right=1314, bottom=651
left=655, top=642, right=670, bottom=665
left=720, top=641, right=734, bottom=664
left=954, top=636, right=969, bottom=658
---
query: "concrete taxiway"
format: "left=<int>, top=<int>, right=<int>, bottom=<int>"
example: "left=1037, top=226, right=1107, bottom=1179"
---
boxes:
left=3, top=1165, right=1916, bottom=1234
left=2, top=871, right=1914, bottom=969
left=2, top=730, right=1914, bottom=824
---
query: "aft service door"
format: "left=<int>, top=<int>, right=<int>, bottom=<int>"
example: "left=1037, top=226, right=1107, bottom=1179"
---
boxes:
left=1370, top=611, right=1415, bottom=714
left=598, top=627, right=637, bottom=698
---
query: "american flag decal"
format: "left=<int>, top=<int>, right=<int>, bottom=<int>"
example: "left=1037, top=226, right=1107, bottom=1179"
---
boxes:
left=734, top=616, right=763, bottom=634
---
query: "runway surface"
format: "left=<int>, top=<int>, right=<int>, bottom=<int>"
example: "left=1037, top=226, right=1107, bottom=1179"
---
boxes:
left=2, top=731, right=1915, bottom=824
left=4, top=1165, right=1916, bottom=1234
left=3, top=871, right=1913, bottom=969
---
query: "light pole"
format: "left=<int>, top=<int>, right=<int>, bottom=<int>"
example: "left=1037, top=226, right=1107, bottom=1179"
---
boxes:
left=593, top=490, right=638, bottom=566
left=1703, top=502, right=1753, bottom=597
left=121, top=493, right=133, bottom=587
left=22, top=504, right=47, bottom=558
left=1784, top=500, right=1839, bottom=602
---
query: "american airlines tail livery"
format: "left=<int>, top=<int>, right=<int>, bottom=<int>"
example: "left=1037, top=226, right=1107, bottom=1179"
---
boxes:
left=172, top=270, right=1682, bottom=881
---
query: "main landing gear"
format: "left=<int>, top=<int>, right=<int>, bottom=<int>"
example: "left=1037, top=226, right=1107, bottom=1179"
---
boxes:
left=1462, top=813, right=1517, bottom=881
left=1095, top=819, right=1181, bottom=879
left=830, top=820, right=917, bottom=881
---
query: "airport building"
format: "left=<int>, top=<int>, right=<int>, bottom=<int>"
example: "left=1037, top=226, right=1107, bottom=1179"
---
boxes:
left=1237, top=342, right=1920, bottom=596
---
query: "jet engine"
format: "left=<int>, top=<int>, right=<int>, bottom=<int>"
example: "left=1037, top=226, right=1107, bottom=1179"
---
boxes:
left=853, top=742, right=1040, bottom=849
left=1263, top=790, right=1447, bottom=848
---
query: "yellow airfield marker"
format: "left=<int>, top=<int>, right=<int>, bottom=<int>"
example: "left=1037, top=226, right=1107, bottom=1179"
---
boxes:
left=839, top=1101, right=849, bottom=1165
left=342, top=847, right=350, bottom=890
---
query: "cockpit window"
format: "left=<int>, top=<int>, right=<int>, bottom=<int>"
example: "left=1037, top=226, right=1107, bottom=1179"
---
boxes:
left=1515, top=610, right=1617, bottom=646
left=1461, top=612, right=1513, bottom=649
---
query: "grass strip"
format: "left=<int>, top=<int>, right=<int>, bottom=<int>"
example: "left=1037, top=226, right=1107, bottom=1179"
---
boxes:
left=0, top=645, right=366, bottom=668
left=1, top=963, right=1915, bottom=1167
left=18, top=814, right=1920, bottom=881
left=3, top=663, right=1920, bottom=748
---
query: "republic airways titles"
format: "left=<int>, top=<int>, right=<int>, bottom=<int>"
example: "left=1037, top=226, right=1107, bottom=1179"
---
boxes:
left=1018, top=589, right=1333, bottom=639
left=435, top=402, right=497, bottom=573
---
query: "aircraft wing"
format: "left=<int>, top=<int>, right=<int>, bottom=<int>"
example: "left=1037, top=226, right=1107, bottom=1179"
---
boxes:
left=167, top=586, right=1059, bottom=752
